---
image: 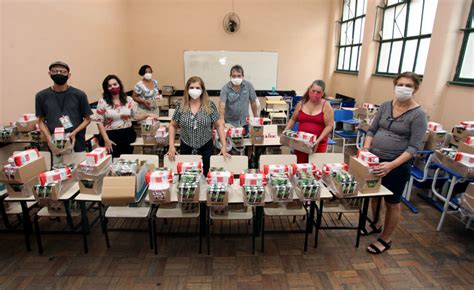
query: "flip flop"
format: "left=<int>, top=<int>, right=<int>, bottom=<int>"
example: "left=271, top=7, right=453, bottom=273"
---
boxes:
left=360, top=223, right=383, bottom=236
left=367, top=238, right=392, bottom=255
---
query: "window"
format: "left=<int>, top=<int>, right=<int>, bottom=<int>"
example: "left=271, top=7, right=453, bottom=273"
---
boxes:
left=336, top=0, right=367, bottom=72
left=454, top=1, right=474, bottom=84
left=376, top=0, right=438, bottom=76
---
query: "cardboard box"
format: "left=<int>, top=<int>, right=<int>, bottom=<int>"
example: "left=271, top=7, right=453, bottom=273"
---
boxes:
left=79, top=155, right=112, bottom=176
left=101, top=161, right=148, bottom=206
left=49, top=139, right=73, bottom=155
left=454, top=152, right=474, bottom=166
left=428, top=122, right=443, bottom=132
left=433, top=150, right=474, bottom=178
left=78, top=169, right=109, bottom=195
left=459, top=142, right=474, bottom=155
left=348, top=157, right=381, bottom=194
left=148, top=183, right=171, bottom=204
left=16, top=120, right=37, bottom=132
left=243, top=186, right=265, bottom=206
left=33, top=174, right=76, bottom=201
left=0, top=126, right=17, bottom=142
left=29, top=130, right=48, bottom=143
left=279, top=134, right=314, bottom=154
left=5, top=177, right=38, bottom=198
left=207, top=185, right=229, bottom=206
left=251, top=135, right=264, bottom=145
left=0, top=156, right=48, bottom=183
left=424, top=130, right=448, bottom=151
left=180, top=202, right=199, bottom=214
left=452, top=126, right=474, bottom=142
left=85, top=147, right=108, bottom=165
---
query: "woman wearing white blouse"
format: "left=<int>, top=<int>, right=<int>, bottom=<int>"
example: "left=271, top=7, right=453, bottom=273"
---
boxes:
left=96, top=75, right=157, bottom=157
left=132, top=64, right=162, bottom=115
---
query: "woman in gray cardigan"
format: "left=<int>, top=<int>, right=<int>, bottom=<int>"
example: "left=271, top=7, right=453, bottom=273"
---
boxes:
left=363, top=72, right=427, bottom=254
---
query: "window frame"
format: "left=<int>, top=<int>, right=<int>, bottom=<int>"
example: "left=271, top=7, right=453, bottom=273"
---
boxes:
left=452, top=1, right=474, bottom=85
left=336, top=0, right=367, bottom=73
left=375, top=0, right=435, bottom=76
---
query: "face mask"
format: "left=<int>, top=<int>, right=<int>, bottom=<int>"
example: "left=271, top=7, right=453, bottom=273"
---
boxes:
left=188, top=88, right=202, bottom=100
left=309, top=91, right=324, bottom=101
left=51, top=74, right=68, bottom=85
left=231, top=77, right=243, bottom=86
left=394, top=86, right=414, bottom=101
left=109, top=87, right=120, bottom=96
left=143, top=73, right=152, bottom=80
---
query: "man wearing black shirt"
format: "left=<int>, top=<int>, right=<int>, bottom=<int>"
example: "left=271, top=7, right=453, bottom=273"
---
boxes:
left=35, top=61, right=93, bottom=152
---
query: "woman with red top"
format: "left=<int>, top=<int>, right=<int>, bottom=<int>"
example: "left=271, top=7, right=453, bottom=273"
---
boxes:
left=285, top=80, right=334, bottom=163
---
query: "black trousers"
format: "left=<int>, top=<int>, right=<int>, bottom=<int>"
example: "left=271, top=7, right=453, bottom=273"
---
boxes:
left=380, top=158, right=412, bottom=204
left=99, top=127, right=136, bottom=158
left=180, top=139, right=213, bottom=176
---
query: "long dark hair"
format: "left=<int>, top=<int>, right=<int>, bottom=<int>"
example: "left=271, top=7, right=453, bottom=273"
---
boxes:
left=102, top=74, right=127, bottom=106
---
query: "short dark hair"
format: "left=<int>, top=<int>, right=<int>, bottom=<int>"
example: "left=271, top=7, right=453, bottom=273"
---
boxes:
left=230, top=65, right=244, bottom=76
left=393, top=72, right=421, bottom=90
left=102, top=74, right=127, bottom=106
left=138, top=65, right=152, bottom=76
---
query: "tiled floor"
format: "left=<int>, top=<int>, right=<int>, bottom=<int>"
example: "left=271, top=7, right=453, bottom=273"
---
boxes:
left=0, top=192, right=473, bottom=290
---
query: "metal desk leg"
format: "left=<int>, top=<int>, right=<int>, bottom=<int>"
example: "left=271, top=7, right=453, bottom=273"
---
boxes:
left=0, top=198, right=14, bottom=229
left=304, top=201, right=315, bottom=252
left=199, top=203, right=206, bottom=254
left=255, top=206, right=263, bottom=235
left=356, top=197, right=370, bottom=248
left=20, top=201, right=32, bottom=252
left=436, top=175, right=457, bottom=231
left=64, top=200, right=75, bottom=230
left=314, top=200, right=324, bottom=248
left=79, top=201, right=90, bottom=234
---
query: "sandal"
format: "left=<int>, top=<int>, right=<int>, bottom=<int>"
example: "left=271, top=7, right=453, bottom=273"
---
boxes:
left=360, top=223, right=383, bottom=236
left=367, top=238, right=392, bottom=255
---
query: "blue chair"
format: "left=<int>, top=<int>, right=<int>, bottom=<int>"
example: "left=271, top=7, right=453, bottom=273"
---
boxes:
left=332, top=110, right=359, bottom=154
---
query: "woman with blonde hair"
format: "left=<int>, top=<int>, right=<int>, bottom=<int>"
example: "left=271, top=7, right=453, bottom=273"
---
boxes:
left=167, top=76, right=230, bottom=175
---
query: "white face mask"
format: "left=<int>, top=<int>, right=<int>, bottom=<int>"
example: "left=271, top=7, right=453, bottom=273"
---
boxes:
left=231, top=77, right=243, bottom=86
left=143, top=73, right=152, bottom=80
left=188, top=88, right=202, bottom=100
left=394, top=86, right=414, bottom=101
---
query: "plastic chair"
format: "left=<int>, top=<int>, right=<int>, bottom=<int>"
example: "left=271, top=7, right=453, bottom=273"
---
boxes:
left=332, top=110, right=358, bottom=154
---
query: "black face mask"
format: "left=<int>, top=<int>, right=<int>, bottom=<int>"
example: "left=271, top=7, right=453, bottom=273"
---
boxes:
left=51, top=74, right=68, bottom=85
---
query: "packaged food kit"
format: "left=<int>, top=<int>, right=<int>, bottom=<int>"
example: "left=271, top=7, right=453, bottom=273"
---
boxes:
left=348, top=156, right=381, bottom=194
left=146, top=167, right=173, bottom=204
left=280, top=130, right=317, bottom=154
left=16, top=113, right=38, bottom=132
left=101, top=159, right=148, bottom=206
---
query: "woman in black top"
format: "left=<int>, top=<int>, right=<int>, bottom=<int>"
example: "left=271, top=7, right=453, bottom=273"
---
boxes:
left=363, top=72, right=427, bottom=254
left=167, top=76, right=230, bottom=175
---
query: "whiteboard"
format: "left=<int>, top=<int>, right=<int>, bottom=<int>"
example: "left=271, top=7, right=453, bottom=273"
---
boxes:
left=184, top=51, right=278, bottom=90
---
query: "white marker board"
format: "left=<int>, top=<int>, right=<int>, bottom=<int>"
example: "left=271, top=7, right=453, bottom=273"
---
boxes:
left=184, top=51, right=278, bottom=90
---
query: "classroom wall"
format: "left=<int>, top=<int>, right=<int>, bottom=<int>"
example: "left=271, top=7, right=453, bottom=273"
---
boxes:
left=327, top=0, right=474, bottom=129
left=1, top=0, right=130, bottom=124
left=124, top=0, right=332, bottom=93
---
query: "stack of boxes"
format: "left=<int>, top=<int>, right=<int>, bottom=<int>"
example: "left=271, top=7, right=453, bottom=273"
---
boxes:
left=348, top=150, right=381, bottom=194
left=425, top=122, right=448, bottom=151
left=146, top=167, right=173, bottom=204
left=141, top=117, right=160, bottom=145
left=78, top=147, right=112, bottom=195
left=207, top=168, right=233, bottom=215
left=240, top=170, right=266, bottom=206
left=0, top=149, right=47, bottom=198
left=451, top=120, right=474, bottom=147
left=248, top=117, right=264, bottom=145
left=280, top=130, right=318, bottom=154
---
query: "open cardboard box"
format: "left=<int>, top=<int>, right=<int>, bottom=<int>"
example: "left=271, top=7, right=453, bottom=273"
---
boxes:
left=49, top=139, right=73, bottom=155
left=78, top=167, right=109, bottom=195
left=433, top=150, right=474, bottom=178
left=348, top=156, right=381, bottom=194
left=79, top=155, right=112, bottom=176
left=101, top=160, right=148, bottom=206
left=16, top=120, right=37, bottom=132
left=279, top=134, right=315, bottom=154
left=0, top=156, right=48, bottom=183
left=5, top=177, right=38, bottom=198
left=459, top=142, right=474, bottom=155
left=424, top=131, right=448, bottom=151
left=33, top=174, right=76, bottom=201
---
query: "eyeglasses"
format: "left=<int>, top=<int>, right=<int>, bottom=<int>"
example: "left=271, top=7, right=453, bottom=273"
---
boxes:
left=50, top=69, right=68, bottom=75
